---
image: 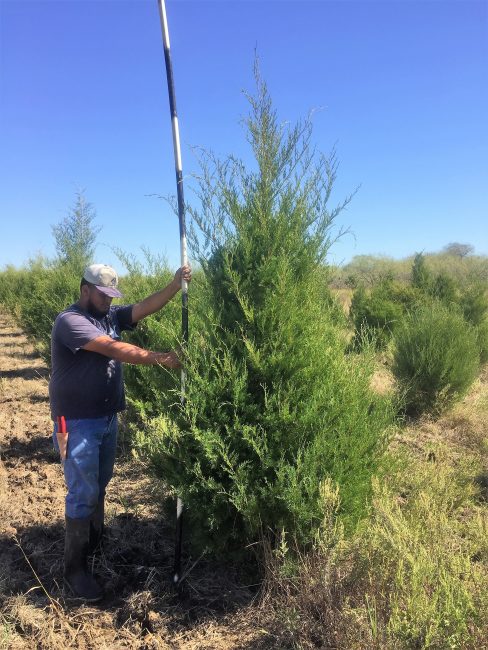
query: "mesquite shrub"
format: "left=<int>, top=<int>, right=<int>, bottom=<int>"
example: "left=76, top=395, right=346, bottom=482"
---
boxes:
left=133, top=73, right=394, bottom=554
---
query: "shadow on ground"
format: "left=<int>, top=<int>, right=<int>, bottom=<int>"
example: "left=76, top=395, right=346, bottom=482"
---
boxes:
left=0, top=366, right=50, bottom=380
left=0, top=434, right=58, bottom=465
left=474, top=472, right=488, bottom=502
left=0, top=511, right=262, bottom=642
left=1, top=349, right=43, bottom=361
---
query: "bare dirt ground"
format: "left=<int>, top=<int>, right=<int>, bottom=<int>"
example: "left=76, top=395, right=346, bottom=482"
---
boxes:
left=0, top=313, right=274, bottom=649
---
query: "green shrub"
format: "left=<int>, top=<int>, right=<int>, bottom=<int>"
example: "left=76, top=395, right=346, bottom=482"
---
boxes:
left=392, top=302, right=479, bottom=416
left=132, top=74, right=394, bottom=555
left=476, top=319, right=488, bottom=365
left=411, top=252, right=432, bottom=292
left=349, top=285, right=391, bottom=349
left=0, top=258, right=80, bottom=361
left=22, top=264, right=80, bottom=360
left=350, top=281, right=414, bottom=349
left=115, top=249, right=189, bottom=416
left=430, top=271, right=458, bottom=304
left=457, top=284, right=488, bottom=365
left=0, top=265, right=29, bottom=317
left=385, top=282, right=422, bottom=310
left=459, top=283, right=488, bottom=327
left=411, top=253, right=460, bottom=306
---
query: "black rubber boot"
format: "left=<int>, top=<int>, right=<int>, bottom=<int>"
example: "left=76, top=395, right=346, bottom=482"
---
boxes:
left=88, top=498, right=105, bottom=555
left=64, top=516, right=103, bottom=602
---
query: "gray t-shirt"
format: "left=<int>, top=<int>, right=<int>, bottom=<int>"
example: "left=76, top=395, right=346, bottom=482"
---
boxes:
left=49, top=304, right=135, bottom=419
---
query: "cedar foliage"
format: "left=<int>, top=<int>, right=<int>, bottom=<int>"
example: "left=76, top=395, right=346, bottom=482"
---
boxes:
left=133, top=72, right=394, bottom=554
left=51, top=191, right=100, bottom=274
left=393, top=302, right=479, bottom=416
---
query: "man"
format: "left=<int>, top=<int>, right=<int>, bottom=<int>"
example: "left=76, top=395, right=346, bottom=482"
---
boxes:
left=49, top=262, right=191, bottom=602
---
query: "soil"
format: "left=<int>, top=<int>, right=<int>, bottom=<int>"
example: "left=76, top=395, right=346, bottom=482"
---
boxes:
left=0, top=313, right=275, bottom=649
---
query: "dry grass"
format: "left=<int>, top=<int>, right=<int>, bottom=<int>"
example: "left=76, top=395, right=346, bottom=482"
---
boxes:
left=391, top=367, right=488, bottom=467
left=370, top=365, right=395, bottom=396
left=263, top=363, right=488, bottom=650
left=333, top=288, right=353, bottom=315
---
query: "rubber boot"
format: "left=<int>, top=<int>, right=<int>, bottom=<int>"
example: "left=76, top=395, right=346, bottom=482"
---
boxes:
left=64, top=516, right=103, bottom=602
left=88, top=498, right=105, bottom=555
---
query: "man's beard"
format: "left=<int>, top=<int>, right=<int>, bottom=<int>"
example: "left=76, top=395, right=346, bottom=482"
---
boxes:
left=86, top=299, right=110, bottom=319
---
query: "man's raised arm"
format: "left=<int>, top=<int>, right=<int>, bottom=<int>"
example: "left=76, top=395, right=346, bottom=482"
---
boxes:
left=83, top=336, right=180, bottom=368
left=131, top=265, right=192, bottom=323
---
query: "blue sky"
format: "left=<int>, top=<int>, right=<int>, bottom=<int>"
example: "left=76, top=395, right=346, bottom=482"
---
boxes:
left=1, top=0, right=487, bottom=272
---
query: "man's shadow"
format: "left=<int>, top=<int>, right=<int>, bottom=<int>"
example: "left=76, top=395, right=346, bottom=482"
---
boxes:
left=1, top=434, right=58, bottom=466
left=0, top=366, right=50, bottom=381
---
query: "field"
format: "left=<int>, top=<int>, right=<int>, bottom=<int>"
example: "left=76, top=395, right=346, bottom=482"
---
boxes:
left=1, top=306, right=487, bottom=649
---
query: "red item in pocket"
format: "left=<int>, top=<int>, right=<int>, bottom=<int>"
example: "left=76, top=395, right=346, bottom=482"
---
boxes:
left=56, top=416, right=68, bottom=461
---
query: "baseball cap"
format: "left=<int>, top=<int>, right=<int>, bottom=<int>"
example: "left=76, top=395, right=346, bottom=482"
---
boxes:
left=83, top=264, right=123, bottom=298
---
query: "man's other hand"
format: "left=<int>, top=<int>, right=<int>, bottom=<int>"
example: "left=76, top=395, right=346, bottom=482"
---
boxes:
left=173, top=265, right=192, bottom=287
left=154, top=350, right=181, bottom=369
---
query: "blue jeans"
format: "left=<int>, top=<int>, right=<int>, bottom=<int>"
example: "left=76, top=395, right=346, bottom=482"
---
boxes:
left=53, top=415, right=118, bottom=519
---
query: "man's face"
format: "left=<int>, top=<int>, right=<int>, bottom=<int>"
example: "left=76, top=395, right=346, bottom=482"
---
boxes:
left=86, top=285, right=113, bottom=318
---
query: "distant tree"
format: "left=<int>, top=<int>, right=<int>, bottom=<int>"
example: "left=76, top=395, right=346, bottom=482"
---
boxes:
left=344, top=255, right=396, bottom=286
left=52, top=191, right=101, bottom=272
left=443, top=242, right=474, bottom=258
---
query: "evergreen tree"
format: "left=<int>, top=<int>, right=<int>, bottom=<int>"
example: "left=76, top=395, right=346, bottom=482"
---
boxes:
left=411, top=252, right=431, bottom=291
left=134, top=71, right=393, bottom=555
left=51, top=191, right=101, bottom=273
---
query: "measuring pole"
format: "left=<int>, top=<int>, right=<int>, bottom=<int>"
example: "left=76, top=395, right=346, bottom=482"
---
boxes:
left=157, top=0, right=188, bottom=585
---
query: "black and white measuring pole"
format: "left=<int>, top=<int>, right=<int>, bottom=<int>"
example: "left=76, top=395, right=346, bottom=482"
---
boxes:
left=157, top=0, right=188, bottom=586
